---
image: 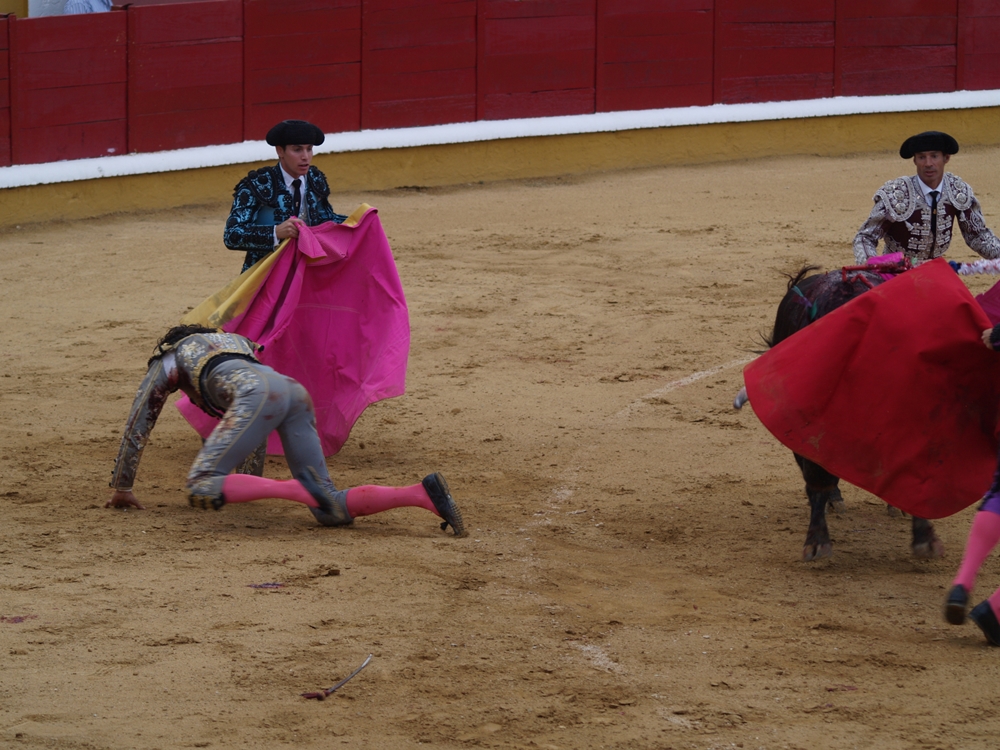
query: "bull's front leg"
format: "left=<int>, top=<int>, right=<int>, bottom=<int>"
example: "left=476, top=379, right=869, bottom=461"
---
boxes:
left=796, top=454, right=837, bottom=561
left=911, top=516, right=944, bottom=559
left=803, top=485, right=836, bottom=560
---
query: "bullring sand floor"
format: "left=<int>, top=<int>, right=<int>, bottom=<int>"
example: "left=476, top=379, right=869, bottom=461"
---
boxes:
left=3, top=148, right=1000, bottom=749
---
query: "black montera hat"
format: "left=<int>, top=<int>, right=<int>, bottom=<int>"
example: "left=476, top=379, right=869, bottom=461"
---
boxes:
left=265, top=120, right=325, bottom=147
left=899, top=131, right=959, bottom=158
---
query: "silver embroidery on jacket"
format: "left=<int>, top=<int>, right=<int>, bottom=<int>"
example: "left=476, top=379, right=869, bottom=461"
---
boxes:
left=853, top=173, right=1000, bottom=263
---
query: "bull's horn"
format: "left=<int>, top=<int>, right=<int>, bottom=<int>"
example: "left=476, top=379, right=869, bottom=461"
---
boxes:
left=733, top=386, right=749, bottom=410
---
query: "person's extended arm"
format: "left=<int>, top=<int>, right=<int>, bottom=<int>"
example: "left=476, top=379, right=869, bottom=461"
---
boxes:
left=957, top=195, right=1000, bottom=260
left=853, top=194, right=889, bottom=264
left=107, top=489, right=143, bottom=510
left=107, top=357, right=177, bottom=509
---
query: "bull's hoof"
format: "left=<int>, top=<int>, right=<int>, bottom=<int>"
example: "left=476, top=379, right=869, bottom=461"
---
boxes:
left=802, top=542, right=833, bottom=561
left=912, top=537, right=945, bottom=559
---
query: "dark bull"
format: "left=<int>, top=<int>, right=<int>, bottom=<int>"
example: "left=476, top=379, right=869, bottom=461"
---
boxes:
left=736, top=265, right=944, bottom=562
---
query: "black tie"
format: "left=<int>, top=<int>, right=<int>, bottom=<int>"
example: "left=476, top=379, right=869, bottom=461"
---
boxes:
left=929, top=190, right=939, bottom=253
left=291, top=178, right=302, bottom=218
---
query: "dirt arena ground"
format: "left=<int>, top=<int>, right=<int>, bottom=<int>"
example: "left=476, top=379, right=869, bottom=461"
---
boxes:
left=4, top=146, right=1000, bottom=749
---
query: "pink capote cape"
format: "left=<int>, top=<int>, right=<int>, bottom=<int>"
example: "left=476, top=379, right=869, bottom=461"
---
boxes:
left=176, top=206, right=410, bottom=456
left=744, top=259, right=1000, bottom=519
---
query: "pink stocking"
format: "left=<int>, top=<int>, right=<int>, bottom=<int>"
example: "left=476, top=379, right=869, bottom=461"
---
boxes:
left=345, top=483, right=436, bottom=518
left=952, top=509, right=1000, bottom=592
left=221, top=474, right=318, bottom=508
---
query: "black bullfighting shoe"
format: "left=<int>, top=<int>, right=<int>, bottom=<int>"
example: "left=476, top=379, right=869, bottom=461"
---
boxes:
left=189, top=491, right=226, bottom=511
left=969, top=601, right=1000, bottom=646
left=945, top=584, right=969, bottom=625
left=298, top=467, right=353, bottom=527
left=422, top=472, right=466, bottom=537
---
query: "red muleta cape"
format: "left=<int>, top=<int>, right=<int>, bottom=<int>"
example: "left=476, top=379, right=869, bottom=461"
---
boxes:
left=744, top=258, right=1000, bottom=519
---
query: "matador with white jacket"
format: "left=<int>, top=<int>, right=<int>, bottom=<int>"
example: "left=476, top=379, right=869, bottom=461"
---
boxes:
left=853, top=131, right=1000, bottom=265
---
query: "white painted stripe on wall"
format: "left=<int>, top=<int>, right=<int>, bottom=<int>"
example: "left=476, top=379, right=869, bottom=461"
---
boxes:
left=3, top=89, right=999, bottom=189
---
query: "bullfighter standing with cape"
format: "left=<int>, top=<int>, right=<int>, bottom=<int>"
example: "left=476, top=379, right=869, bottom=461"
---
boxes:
left=177, top=205, right=410, bottom=458
left=180, top=118, right=409, bottom=462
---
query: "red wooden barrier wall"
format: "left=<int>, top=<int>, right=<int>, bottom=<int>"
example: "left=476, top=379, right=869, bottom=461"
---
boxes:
left=836, top=0, right=958, bottom=96
left=478, top=0, right=596, bottom=121
left=957, top=0, right=1000, bottom=91
left=1, top=0, right=1000, bottom=167
left=9, top=11, right=125, bottom=164
left=596, top=0, right=713, bottom=113
left=127, top=0, right=242, bottom=153
left=362, top=0, right=476, bottom=129
left=244, top=0, right=360, bottom=141
left=0, top=17, right=9, bottom=167
left=715, top=0, right=835, bottom=104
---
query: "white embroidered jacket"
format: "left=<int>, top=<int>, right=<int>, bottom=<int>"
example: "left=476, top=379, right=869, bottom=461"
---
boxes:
left=853, top=173, right=1000, bottom=264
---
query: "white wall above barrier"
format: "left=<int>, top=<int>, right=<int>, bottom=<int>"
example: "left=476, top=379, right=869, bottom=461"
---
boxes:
left=3, top=90, right=999, bottom=191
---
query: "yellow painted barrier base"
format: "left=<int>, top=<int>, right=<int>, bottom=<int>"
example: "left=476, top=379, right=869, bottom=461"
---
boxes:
left=2, top=107, right=998, bottom=229
left=0, top=1, right=27, bottom=17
